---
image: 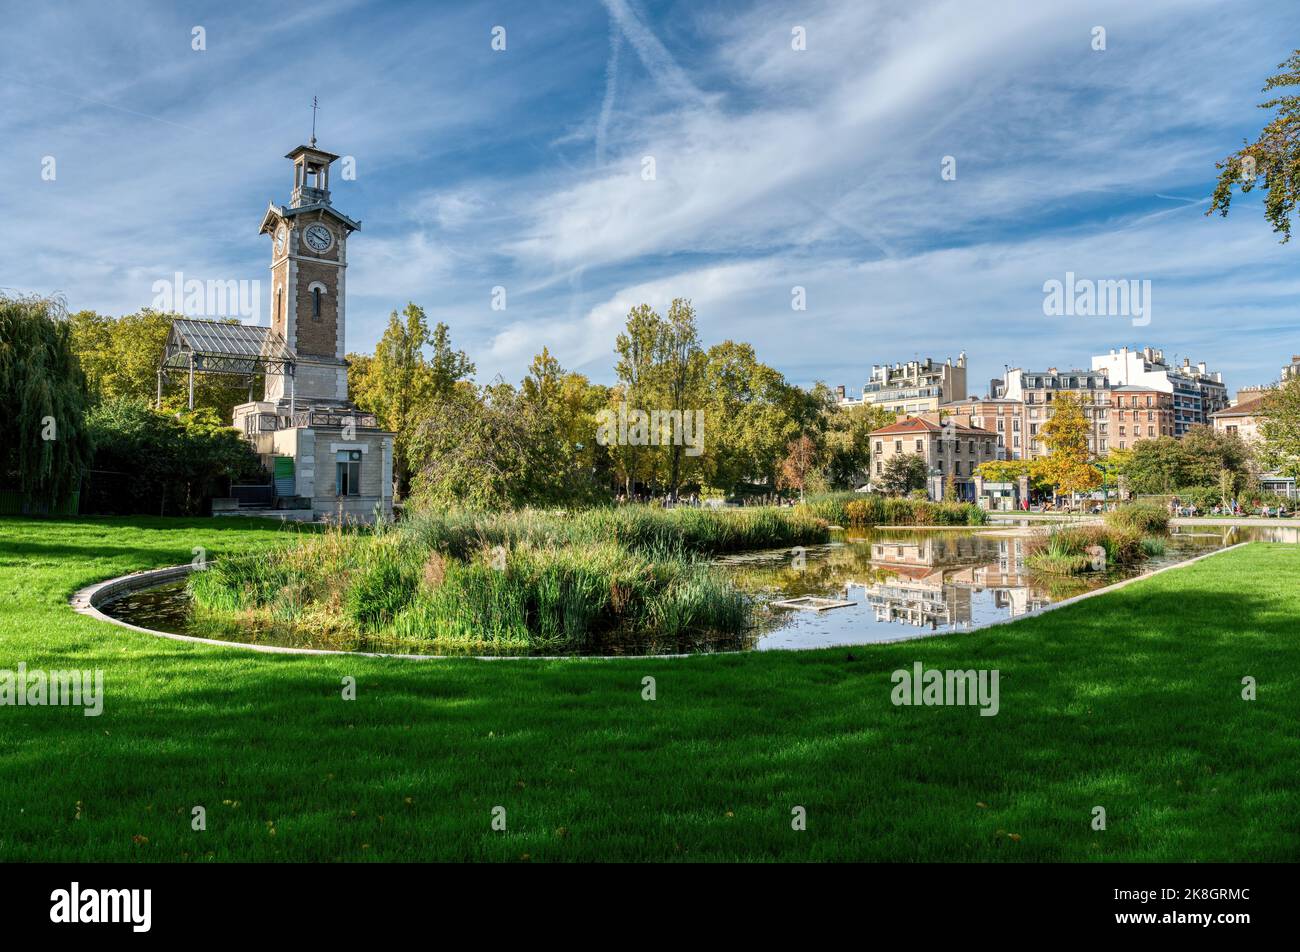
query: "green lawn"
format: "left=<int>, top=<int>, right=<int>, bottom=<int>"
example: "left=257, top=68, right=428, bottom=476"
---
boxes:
left=1, top=516, right=1298, bottom=861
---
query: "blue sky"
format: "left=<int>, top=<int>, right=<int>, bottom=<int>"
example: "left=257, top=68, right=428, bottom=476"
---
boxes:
left=2, top=0, right=1299, bottom=397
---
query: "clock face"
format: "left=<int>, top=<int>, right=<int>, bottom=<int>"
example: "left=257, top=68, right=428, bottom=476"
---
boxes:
left=274, top=226, right=286, bottom=255
left=304, top=224, right=333, bottom=253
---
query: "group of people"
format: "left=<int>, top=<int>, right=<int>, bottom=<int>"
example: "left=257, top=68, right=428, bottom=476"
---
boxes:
left=1167, top=498, right=1292, bottom=518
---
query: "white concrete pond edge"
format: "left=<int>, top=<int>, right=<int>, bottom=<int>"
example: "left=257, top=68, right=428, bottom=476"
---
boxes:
left=69, top=541, right=1257, bottom=661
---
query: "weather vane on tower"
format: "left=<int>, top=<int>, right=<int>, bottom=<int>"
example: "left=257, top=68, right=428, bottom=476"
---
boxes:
left=310, top=95, right=319, bottom=147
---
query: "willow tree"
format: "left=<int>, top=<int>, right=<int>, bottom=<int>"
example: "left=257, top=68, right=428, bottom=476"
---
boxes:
left=1209, top=50, right=1300, bottom=239
left=0, top=295, right=93, bottom=506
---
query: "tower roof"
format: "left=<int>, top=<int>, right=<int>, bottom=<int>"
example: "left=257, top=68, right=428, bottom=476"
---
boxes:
left=284, top=144, right=340, bottom=163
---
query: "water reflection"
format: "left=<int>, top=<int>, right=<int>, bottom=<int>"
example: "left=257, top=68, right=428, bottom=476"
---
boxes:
left=719, top=525, right=1262, bottom=650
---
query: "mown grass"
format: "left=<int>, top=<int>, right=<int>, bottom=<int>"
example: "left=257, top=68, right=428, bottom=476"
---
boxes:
left=188, top=505, right=825, bottom=653
left=2, top=516, right=1298, bottom=862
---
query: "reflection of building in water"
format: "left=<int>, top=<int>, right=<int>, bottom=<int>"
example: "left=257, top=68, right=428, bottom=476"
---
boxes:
left=859, top=566, right=973, bottom=630
left=860, top=536, right=1046, bottom=629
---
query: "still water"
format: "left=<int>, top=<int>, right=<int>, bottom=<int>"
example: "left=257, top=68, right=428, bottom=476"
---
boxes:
left=725, top=523, right=1288, bottom=650
left=99, top=524, right=1290, bottom=655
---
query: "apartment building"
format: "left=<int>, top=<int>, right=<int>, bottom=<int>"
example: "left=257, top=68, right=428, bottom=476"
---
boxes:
left=842, top=353, right=968, bottom=416
left=999, top=367, right=1111, bottom=458
left=940, top=396, right=1026, bottom=460
left=1283, top=355, right=1300, bottom=383
left=1209, top=394, right=1267, bottom=443
left=1209, top=393, right=1295, bottom=498
left=1108, top=385, right=1174, bottom=450
left=1090, top=346, right=1228, bottom=435
left=869, top=415, right=998, bottom=501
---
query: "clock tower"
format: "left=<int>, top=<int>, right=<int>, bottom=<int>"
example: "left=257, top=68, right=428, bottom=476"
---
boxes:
left=258, top=142, right=361, bottom=406
left=230, top=135, right=394, bottom=524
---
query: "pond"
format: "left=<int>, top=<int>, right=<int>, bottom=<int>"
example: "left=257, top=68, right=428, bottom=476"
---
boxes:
left=727, top=523, right=1286, bottom=651
left=98, top=523, right=1289, bottom=656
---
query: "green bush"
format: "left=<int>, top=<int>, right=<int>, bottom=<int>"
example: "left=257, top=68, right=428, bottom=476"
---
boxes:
left=86, top=398, right=265, bottom=515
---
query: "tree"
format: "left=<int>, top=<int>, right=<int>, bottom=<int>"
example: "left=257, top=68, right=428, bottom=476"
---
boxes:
left=519, top=349, right=612, bottom=504
left=777, top=434, right=818, bottom=501
left=813, top=383, right=894, bottom=490
left=1179, top=425, right=1254, bottom=491
left=0, top=295, right=93, bottom=507
left=613, top=304, right=663, bottom=494
left=1116, top=436, right=1186, bottom=494
left=700, top=341, right=812, bottom=495
left=428, top=320, right=477, bottom=399
left=69, top=309, right=252, bottom=418
left=408, top=383, right=527, bottom=511
left=880, top=453, right=928, bottom=496
left=1035, top=392, right=1100, bottom=499
left=1210, top=50, right=1300, bottom=241
left=349, top=304, right=474, bottom=500
left=1260, top=376, right=1300, bottom=477
left=975, top=459, right=1033, bottom=483
left=658, top=298, right=706, bottom=497
left=84, top=398, right=264, bottom=515
left=1116, top=428, right=1255, bottom=497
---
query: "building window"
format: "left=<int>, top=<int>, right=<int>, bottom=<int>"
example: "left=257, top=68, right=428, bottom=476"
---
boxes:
left=335, top=450, right=361, bottom=496
left=895, top=440, right=902, bottom=453
left=915, top=439, right=923, bottom=452
left=312, top=286, right=322, bottom=321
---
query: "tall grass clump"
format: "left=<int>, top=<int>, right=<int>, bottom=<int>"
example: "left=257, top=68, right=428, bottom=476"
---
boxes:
left=189, top=504, right=818, bottom=653
left=1140, top=536, right=1166, bottom=557
left=1025, top=524, right=1145, bottom=575
left=1105, top=504, right=1170, bottom=535
left=822, top=494, right=988, bottom=527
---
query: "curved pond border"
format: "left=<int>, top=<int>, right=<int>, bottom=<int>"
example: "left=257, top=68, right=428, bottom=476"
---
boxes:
left=70, top=541, right=1255, bottom=660
left=69, top=564, right=691, bottom=661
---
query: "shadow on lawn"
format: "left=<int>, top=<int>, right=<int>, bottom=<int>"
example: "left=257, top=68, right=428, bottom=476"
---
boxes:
left=3, top=541, right=1297, bottom=861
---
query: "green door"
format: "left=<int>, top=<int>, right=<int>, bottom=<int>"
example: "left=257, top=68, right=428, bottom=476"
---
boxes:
left=273, top=456, right=295, bottom=497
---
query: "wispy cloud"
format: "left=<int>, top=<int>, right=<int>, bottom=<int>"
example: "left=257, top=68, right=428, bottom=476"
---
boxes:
left=2, top=0, right=1296, bottom=397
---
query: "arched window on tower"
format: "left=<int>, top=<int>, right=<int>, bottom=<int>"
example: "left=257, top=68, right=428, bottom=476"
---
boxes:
left=312, top=286, right=322, bottom=322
